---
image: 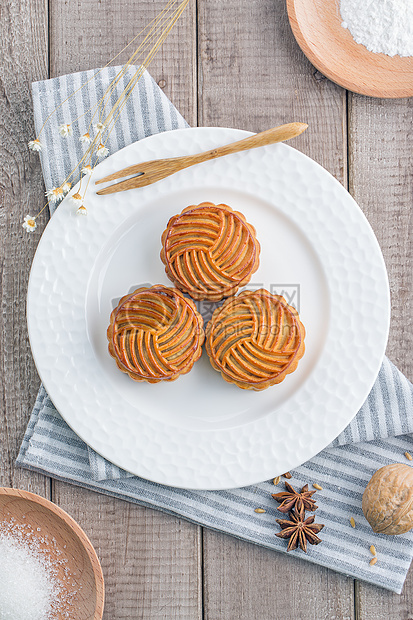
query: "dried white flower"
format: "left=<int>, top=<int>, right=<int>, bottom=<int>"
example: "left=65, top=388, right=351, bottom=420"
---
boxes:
left=81, top=164, right=93, bottom=176
left=46, top=186, right=65, bottom=203
left=28, top=138, right=42, bottom=152
left=62, top=182, right=71, bottom=194
left=70, top=192, right=83, bottom=205
left=79, top=132, right=91, bottom=145
left=58, top=124, right=73, bottom=137
left=22, top=215, right=37, bottom=232
left=77, top=205, right=87, bottom=216
left=94, top=122, right=105, bottom=133
left=97, top=143, right=109, bottom=158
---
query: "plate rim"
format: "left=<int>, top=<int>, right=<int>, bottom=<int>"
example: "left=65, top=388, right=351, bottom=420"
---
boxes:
left=27, top=126, right=390, bottom=489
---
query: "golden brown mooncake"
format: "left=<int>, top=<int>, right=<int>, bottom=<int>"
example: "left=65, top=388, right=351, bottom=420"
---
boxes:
left=160, top=202, right=260, bottom=301
left=205, top=289, right=305, bottom=390
left=107, top=285, right=204, bottom=383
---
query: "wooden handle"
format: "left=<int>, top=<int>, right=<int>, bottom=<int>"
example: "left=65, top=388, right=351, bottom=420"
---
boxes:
left=187, top=122, right=308, bottom=166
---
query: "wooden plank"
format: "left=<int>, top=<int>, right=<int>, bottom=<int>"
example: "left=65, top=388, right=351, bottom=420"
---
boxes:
left=0, top=0, right=50, bottom=496
left=204, top=531, right=355, bottom=620
left=356, top=579, right=413, bottom=620
left=348, top=96, right=413, bottom=377
left=53, top=484, right=202, bottom=620
left=198, top=0, right=347, bottom=180
left=348, top=96, right=413, bottom=616
left=49, top=0, right=197, bottom=125
left=48, top=2, right=201, bottom=618
left=198, top=0, right=354, bottom=618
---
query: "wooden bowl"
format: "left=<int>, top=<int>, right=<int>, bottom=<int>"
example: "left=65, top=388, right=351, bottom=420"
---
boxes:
left=0, top=487, right=104, bottom=619
left=287, top=0, right=413, bottom=98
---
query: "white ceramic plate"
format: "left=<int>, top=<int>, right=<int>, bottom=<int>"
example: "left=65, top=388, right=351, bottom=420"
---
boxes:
left=27, top=127, right=390, bottom=490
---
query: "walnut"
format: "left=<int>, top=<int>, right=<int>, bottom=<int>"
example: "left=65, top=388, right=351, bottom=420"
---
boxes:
left=362, top=463, right=413, bottom=535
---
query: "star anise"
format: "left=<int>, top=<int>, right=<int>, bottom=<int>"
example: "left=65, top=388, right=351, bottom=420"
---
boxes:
left=272, top=481, right=318, bottom=517
left=275, top=509, right=324, bottom=552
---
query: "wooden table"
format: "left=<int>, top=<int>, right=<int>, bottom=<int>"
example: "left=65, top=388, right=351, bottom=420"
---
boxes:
left=1, top=1, right=412, bottom=617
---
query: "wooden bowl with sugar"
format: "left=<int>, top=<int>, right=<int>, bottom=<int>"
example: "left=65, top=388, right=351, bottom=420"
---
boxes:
left=287, top=0, right=413, bottom=98
left=0, top=487, right=104, bottom=620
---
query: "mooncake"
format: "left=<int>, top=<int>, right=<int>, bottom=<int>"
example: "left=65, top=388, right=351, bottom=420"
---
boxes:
left=107, top=285, right=204, bottom=383
left=205, top=289, right=305, bottom=390
left=160, top=202, right=260, bottom=301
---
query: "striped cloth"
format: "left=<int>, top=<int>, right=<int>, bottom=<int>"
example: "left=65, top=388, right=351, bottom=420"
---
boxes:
left=18, top=67, right=413, bottom=593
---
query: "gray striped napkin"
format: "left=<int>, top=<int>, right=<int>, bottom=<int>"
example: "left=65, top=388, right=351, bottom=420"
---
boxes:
left=18, top=67, right=413, bottom=593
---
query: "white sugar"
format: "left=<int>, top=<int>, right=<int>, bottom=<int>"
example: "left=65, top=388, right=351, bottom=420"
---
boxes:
left=0, top=534, right=59, bottom=620
left=0, top=520, right=76, bottom=620
left=340, top=0, right=413, bottom=57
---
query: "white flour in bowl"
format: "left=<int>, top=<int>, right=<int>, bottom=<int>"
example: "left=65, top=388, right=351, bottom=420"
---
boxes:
left=340, top=0, right=413, bottom=57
